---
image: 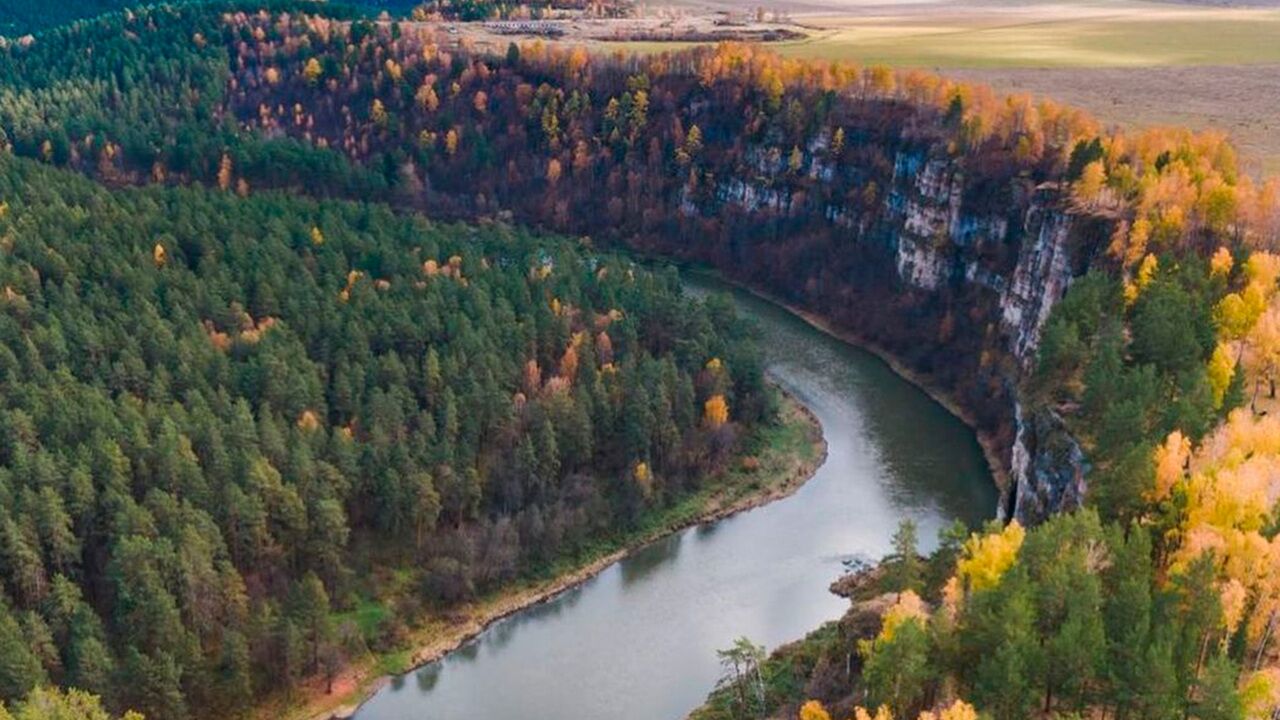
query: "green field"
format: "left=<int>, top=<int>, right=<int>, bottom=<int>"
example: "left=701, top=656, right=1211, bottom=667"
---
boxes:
left=772, top=8, right=1280, bottom=68
left=621, top=4, right=1280, bottom=68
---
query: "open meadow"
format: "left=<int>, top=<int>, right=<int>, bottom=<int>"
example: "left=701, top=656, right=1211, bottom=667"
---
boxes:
left=945, top=63, right=1280, bottom=174
left=769, top=1, right=1280, bottom=67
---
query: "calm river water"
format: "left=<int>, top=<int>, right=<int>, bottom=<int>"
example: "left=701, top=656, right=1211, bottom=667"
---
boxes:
left=354, top=272, right=996, bottom=720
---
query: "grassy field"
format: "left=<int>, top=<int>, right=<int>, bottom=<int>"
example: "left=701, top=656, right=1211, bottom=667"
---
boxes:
left=623, top=7, right=1280, bottom=68
left=775, top=7, right=1280, bottom=67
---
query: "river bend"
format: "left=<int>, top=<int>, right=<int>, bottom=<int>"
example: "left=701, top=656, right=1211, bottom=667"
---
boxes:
left=354, top=272, right=996, bottom=720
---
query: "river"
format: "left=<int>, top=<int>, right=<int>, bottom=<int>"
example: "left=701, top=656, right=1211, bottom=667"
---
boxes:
left=353, top=272, right=996, bottom=720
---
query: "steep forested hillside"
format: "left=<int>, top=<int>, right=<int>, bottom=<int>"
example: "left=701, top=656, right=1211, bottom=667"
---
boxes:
left=0, top=0, right=415, bottom=36
left=0, top=1, right=154, bottom=36
left=1, top=3, right=1057, bottom=477
left=0, top=153, right=768, bottom=718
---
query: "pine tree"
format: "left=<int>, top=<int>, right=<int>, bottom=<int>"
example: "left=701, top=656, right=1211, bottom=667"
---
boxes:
left=886, top=519, right=923, bottom=593
left=0, top=606, right=46, bottom=703
left=289, top=573, right=332, bottom=674
left=1193, top=656, right=1244, bottom=720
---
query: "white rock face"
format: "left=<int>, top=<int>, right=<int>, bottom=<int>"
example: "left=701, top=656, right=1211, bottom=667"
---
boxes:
left=893, top=153, right=1075, bottom=369
left=1000, top=209, right=1073, bottom=368
left=710, top=144, right=1090, bottom=522
left=998, top=212, right=1085, bottom=523
left=895, top=236, right=946, bottom=290
left=1008, top=401, right=1089, bottom=522
left=894, top=159, right=961, bottom=292
left=888, top=152, right=1086, bottom=523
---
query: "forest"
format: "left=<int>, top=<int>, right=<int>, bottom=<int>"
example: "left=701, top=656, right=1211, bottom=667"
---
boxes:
left=0, top=1, right=423, bottom=36
left=1, top=1, right=1279, bottom=719
left=0, top=153, right=768, bottom=718
left=0, top=1, right=157, bottom=36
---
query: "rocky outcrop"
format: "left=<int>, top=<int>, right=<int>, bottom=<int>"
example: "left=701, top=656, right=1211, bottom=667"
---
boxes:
left=878, top=151, right=1095, bottom=523
left=1000, top=208, right=1074, bottom=371
left=651, top=137, right=1101, bottom=522
left=710, top=144, right=1100, bottom=524
left=1008, top=403, right=1089, bottom=522
left=996, top=207, right=1090, bottom=523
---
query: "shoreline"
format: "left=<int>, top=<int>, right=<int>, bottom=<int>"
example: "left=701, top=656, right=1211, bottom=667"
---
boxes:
left=685, top=267, right=1010, bottom=495
left=279, top=264, right=1006, bottom=720
left=283, top=389, right=828, bottom=720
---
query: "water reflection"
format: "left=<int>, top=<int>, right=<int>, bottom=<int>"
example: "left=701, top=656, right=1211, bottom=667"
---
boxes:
left=354, top=271, right=996, bottom=720
left=452, top=642, right=480, bottom=662
left=415, top=664, right=441, bottom=693
left=694, top=521, right=721, bottom=540
left=685, top=276, right=993, bottom=528
left=620, top=534, right=683, bottom=587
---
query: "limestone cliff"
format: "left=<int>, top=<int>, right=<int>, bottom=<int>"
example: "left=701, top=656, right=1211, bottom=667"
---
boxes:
left=691, top=142, right=1106, bottom=523
left=886, top=151, right=1099, bottom=523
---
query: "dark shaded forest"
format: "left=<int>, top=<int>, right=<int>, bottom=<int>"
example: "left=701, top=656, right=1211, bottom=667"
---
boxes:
left=0, top=0, right=173, bottom=36
left=0, top=0, right=412, bottom=37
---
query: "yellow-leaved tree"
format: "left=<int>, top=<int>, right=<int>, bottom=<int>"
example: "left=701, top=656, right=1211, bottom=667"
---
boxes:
left=1240, top=668, right=1280, bottom=720
left=955, top=521, right=1025, bottom=592
left=919, top=700, right=979, bottom=720
left=303, top=57, right=322, bottom=85
left=704, top=394, right=729, bottom=429
left=1074, top=160, right=1107, bottom=206
left=1207, top=343, right=1237, bottom=408
left=1245, top=301, right=1280, bottom=404
left=1211, top=246, right=1234, bottom=278
left=0, top=686, right=144, bottom=720
left=854, top=706, right=895, bottom=720
left=1151, top=430, right=1192, bottom=503
left=872, top=590, right=928, bottom=644
left=801, top=699, right=978, bottom=720
left=799, top=700, right=830, bottom=720
left=1163, top=409, right=1280, bottom=656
